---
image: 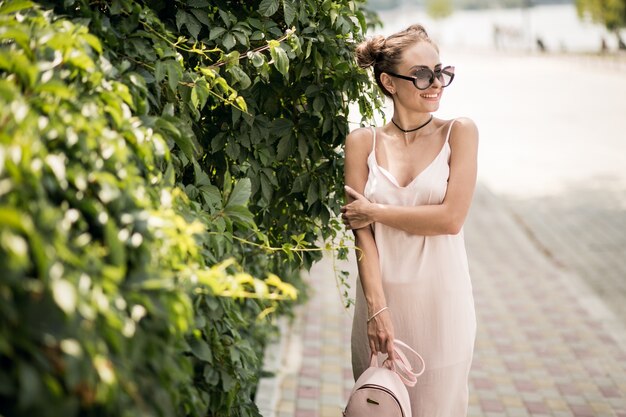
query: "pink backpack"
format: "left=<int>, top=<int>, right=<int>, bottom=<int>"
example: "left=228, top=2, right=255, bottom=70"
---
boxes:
left=343, top=340, right=425, bottom=417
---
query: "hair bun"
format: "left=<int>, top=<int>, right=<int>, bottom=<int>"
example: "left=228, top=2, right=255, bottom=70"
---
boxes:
left=355, top=35, right=385, bottom=69
left=406, top=24, right=429, bottom=37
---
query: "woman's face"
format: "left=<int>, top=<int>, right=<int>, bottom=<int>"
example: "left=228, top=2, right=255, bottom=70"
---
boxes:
left=390, top=42, right=443, bottom=113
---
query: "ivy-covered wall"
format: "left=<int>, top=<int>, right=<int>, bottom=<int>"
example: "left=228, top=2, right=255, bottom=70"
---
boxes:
left=0, top=0, right=380, bottom=416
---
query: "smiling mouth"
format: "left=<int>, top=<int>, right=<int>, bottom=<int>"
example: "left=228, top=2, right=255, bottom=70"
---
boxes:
left=421, top=93, right=439, bottom=99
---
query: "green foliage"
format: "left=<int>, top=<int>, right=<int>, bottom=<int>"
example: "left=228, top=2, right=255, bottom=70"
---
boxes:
left=576, top=0, right=626, bottom=31
left=0, top=4, right=295, bottom=417
left=0, top=0, right=381, bottom=415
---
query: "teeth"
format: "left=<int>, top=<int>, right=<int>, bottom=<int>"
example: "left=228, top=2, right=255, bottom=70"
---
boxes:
left=422, top=93, right=438, bottom=98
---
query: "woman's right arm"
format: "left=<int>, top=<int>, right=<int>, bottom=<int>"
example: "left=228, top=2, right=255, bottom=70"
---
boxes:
left=344, top=128, right=395, bottom=360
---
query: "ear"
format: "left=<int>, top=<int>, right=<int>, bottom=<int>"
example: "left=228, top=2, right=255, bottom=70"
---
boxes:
left=380, top=72, right=396, bottom=95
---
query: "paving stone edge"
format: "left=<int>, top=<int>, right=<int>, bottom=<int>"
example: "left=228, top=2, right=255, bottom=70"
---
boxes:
left=256, top=304, right=304, bottom=417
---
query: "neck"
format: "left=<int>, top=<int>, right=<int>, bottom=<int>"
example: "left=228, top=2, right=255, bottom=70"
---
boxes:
left=392, top=112, right=433, bottom=132
left=391, top=114, right=433, bottom=135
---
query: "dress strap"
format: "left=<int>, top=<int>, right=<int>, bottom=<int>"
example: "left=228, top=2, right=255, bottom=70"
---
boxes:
left=369, top=126, right=377, bottom=153
left=444, top=119, right=456, bottom=143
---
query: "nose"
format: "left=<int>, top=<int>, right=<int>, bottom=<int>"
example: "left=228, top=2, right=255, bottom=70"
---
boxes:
left=431, top=74, right=443, bottom=89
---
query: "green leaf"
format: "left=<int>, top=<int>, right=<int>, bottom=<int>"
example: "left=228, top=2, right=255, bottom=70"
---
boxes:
left=175, top=9, right=187, bottom=31
left=189, top=8, right=211, bottom=26
left=258, top=0, right=280, bottom=16
left=176, top=10, right=202, bottom=39
left=156, top=117, right=198, bottom=159
left=17, top=363, right=41, bottom=408
left=0, top=207, right=24, bottom=229
left=298, top=135, right=309, bottom=160
left=276, top=136, right=292, bottom=160
left=269, top=45, right=289, bottom=77
left=209, top=27, right=227, bottom=40
left=272, top=118, right=294, bottom=137
left=191, top=78, right=210, bottom=109
left=189, top=337, right=213, bottom=363
left=220, top=370, right=236, bottom=392
left=223, top=205, right=255, bottom=226
left=306, top=181, right=318, bottom=206
left=154, top=60, right=165, bottom=83
left=234, top=96, right=247, bottom=112
left=232, top=31, right=248, bottom=46
left=225, top=178, right=251, bottom=208
left=174, top=133, right=199, bottom=159
left=35, top=81, right=73, bottom=99
left=313, top=95, right=324, bottom=113
left=330, top=9, right=338, bottom=25
left=218, top=9, right=233, bottom=27
left=0, top=0, right=34, bottom=14
left=0, top=28, right=30, bottom=52
left=227, top=65, right=251, bottom=89
left=222, top=33, right=236, bottom=50
left=188, top=0, right=210, bottom=7
left=51, top=279, right=77, bottom=315
left=200, top=185, right=222, bottom=208
left=165, top=60, right=182, bottom=92
left=155, top=118, right=181, bottom=141
left=314, top=49, right=323, bottom=69
left=81, top=33, right=103, bottom=54
left=283, top=0, right=297, bottom=25
left=291, top=173, right=309, bottom=193
left=260, top=173, right=273, bottom=202
left=248, top=51, right=265, bottom=68
left=7, top=52, right=37, bottom=88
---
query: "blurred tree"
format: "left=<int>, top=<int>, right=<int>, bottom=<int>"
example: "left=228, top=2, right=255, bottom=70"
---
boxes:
left=575, top=0, right=626, bottom=47
left=427, top=0, right=454, bottom=19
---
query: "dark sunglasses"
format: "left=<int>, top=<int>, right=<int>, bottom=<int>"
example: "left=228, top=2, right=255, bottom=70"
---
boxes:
left=386, top=65, right=455, bottom=90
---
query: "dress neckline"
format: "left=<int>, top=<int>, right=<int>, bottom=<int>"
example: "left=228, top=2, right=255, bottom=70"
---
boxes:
left=369, top=120, right=455, bottom=188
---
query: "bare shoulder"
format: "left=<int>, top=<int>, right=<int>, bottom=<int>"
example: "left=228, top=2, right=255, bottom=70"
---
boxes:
left=345, top=126, right=374, bottom=155
left=450, top=117, right=479, bottom=142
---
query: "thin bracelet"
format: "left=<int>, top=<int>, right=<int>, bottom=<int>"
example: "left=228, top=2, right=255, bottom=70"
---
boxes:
left=367, top=306, right=389, bottom=323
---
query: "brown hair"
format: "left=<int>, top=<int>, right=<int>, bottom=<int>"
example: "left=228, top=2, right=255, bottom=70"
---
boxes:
left=355, top=24, right=438, bottom=97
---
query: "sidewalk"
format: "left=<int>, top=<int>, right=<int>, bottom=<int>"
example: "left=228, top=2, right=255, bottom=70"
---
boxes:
left=257, top=184, right=626, bottom=417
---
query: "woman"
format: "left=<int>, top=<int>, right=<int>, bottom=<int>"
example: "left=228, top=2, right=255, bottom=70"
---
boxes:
left=341, top=24, right=478, bottom=416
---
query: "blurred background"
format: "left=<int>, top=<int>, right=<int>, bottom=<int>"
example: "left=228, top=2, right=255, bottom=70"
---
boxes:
left=370, top=0, right=625, bottom=52
left=364, top=0, right=626, bottom=319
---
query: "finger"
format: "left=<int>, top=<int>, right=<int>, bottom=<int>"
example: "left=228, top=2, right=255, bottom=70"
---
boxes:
left=378, top=334, right=388, bottom=354
left=387, top=339, right=395, bottom=361
left=344, top=185, right=362, bottom=200
left=372, top=334, right=381, bottom=353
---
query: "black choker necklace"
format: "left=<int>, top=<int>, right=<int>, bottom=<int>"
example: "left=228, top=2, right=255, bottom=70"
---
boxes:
left=392, top=115, right=433, bottom=136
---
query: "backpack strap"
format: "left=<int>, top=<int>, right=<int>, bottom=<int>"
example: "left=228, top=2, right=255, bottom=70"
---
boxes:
left=379, top=339, right=426, bottom=387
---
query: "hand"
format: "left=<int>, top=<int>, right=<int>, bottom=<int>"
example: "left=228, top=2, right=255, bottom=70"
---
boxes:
left=367, top=308, right=395, bottom=362
left=341, top=186, right=375, bottom=230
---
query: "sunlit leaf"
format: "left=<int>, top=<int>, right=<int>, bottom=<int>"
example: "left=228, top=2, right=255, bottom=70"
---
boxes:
left=52, top=279, right=77, bottom=315
left=0, top=0, right=34, bottom=14
left=269, top=44, right=289, bottom=77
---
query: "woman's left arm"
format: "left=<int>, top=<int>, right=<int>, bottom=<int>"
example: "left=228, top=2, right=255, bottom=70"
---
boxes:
left=341, top=118, right=479, bottom=236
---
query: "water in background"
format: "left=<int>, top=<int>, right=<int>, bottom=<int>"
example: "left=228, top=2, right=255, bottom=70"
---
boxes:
left=374, top=3, right=619, bottom=53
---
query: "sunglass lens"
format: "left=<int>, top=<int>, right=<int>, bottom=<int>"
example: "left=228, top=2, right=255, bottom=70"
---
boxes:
left=439, top=66, right=455, bottom=87
left=413, top=68, right=434, bottom=90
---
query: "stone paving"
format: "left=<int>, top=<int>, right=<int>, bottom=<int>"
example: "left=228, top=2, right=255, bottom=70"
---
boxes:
left=257, top=184, right=626, bottom=417
left=501, top=181, right=626, bottom=324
